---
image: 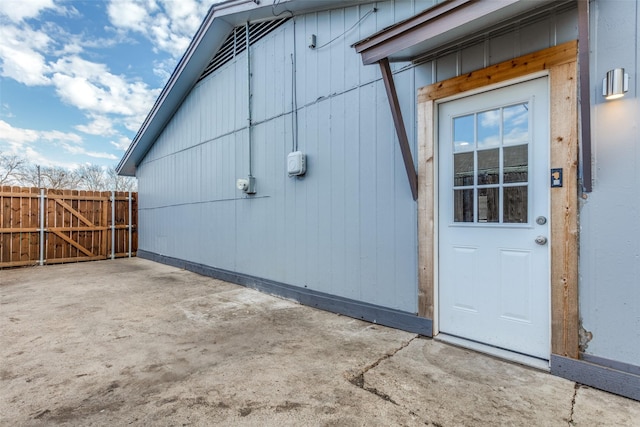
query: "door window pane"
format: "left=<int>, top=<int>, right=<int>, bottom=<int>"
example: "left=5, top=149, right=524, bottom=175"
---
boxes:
left=449, top=101, right=531, bottom=225
left=454, top=189, right=474, bottom=222
left=453, top=114, right=474, bottom=152
left=478, top=188, right=499, bottom=223
left=504, top=145, right=528, bottom=183
left=454, top=152, right=474, bottom=186
left=504, top=186, right=528, bottom=223
left=478, top=109, right=500, bottom=149
left=477, top=148, right=499, bottom=185
left=503, top=103, right=529, bottom=145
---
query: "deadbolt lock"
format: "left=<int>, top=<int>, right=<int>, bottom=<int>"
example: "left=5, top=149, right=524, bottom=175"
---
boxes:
left=536, top=216, right=547, bottom=225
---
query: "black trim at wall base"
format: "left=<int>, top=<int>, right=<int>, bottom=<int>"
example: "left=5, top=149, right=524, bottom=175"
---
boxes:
left=551, top=354, right=640, bottom=401
left=138, top=250, right=433, bottom=336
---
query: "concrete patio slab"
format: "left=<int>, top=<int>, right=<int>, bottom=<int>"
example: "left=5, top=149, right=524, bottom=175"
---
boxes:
left=363, top=338, right=575, bottom=426
left=572, top=385, right=640, bottom=426
left=1, top=258, right=638, bottom=426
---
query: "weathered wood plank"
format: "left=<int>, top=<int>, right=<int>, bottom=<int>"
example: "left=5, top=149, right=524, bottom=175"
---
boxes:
left=46, top=194, right=110, bottom=201
left=550, top=61, right=580, bottom=359
left=0, top=259, right=39, bottom=268
left=45, top=255, right=105, bottom=264
left=30, top=188, right=40, bottom=262
left=101, top=198, right=109, bottom=258
left=48, top=227, right=109, bottom=232
left=11, top=191, right=20, bottom=262
left=20, top=190, right=31, bottom=261
left=53, top=198, right=94, bottom=227
left=418, top=40, right=578, bottom=102
left=49, top=230, right=94, bottom=257
left=0, top=228, right=40, bottom=233
left=417, top=99, right=434, bottom=323
left=0, top=192, right=40, bottom=198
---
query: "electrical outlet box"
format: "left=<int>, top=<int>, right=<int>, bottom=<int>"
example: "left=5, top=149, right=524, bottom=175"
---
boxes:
left=287, top=151, right=306, bottom=177
left=236, top=176, right=256, bottom=194
left=236, top=178, right=249, bottom=191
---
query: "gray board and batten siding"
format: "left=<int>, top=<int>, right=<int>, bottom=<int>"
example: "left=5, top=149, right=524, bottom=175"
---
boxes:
left=578, top=0, right=640, bottom=369
left=138, top=0, right=431, bottom=315
left=137, top=0, right=579, bottom=315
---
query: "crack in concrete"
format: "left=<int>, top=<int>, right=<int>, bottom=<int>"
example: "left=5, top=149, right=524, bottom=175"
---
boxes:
left=568, top=383, right=580, bottom=426
left=347, top=335, right=418, bottom=406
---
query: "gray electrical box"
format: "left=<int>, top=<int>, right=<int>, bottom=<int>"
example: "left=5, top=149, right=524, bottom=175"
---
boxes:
left=287, top=151, right=306, bottom=177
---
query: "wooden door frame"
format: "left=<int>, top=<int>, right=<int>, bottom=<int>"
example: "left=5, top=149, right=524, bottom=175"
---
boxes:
left=417, top=40, right=579, bottom=359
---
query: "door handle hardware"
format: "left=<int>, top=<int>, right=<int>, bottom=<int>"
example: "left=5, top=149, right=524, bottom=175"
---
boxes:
left=535, top=236, right=548, bottom=245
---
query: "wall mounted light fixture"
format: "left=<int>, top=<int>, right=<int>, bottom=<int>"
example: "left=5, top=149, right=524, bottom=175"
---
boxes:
left=602, top=68, right=629, bottom=100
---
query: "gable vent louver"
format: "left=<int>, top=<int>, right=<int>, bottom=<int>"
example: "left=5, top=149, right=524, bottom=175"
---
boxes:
left=199, top=17, right=290, bottom=81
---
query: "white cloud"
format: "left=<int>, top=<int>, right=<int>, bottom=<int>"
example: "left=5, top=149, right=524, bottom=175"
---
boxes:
left=0, top=120, right=40, bottom=145
left=107, top=0, right=211, bottom=57
left=87, top=151, right=118, bottom=160
left=61, top=142, right=118, bottom=160
left=0, top=24, right=52, bottom=85
left=0, top=119, right=117, bottom=163
left=50, top=55, right=160, bottom=118
left=0, top=19, right=161, bottom=153
left=1, top=0, right=212, bottom=123
left=75, top=115, right=116, bottom=136
left=170, top=0, right=207, bottom=26
left=107, top=0, right=151, bottom=31
left=0, top=120, right=82, bottom=146
left=0, top=5, right=162, bottom=126
left=479, top=109, right=501, bottom=128
left=39, top=129, right=83, bottom=144
left=0, top=0, right=56, bottom=22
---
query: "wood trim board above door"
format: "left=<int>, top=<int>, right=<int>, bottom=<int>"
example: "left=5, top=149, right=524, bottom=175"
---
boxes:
left=417, top=41, right=578, bottom=102
left=417, top=40, right=579, bottom=359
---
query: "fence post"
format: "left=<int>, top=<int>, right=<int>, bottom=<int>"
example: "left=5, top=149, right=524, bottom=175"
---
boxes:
left=111, top=191, right=115, bottom=260
left=39, top=188, right=45, bottom=266
left=128, top=191, right=132, bottom=258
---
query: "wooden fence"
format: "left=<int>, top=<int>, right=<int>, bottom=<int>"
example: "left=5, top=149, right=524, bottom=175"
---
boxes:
left=0, top=186, right=137, bottom=268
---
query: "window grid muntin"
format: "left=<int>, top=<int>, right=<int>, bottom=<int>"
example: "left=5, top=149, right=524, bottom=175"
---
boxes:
left=452, top=102, right=530, bottom=225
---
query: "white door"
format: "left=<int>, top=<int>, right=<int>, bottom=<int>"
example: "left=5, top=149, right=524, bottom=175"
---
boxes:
left=438, top=77, right=550, bottom=360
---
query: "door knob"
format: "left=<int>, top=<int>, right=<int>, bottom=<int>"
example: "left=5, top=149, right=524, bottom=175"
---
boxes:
left=535, top=236, right=548, bottom=245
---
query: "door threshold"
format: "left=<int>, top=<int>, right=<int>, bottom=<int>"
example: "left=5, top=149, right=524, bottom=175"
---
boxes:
left=435, top=333, right=550, bottom=371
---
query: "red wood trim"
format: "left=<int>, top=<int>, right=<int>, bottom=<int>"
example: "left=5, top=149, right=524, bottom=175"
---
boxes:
left=379, top=58, right=418, bottom=201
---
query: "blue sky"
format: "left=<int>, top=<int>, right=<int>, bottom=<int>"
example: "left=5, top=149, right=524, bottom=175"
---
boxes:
left=0, top=0, right=216, bottom=170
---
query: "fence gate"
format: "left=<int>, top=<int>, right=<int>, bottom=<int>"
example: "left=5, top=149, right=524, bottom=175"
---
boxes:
left=0, top=186, right=137, bottom=268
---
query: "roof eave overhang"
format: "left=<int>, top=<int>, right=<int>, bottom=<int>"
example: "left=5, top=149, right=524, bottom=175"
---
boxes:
left=353, top=0, right=557, bottom=66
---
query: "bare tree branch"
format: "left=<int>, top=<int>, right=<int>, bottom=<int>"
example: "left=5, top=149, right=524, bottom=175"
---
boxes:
left=77, top=164, right=107, bottom=191
left=107, top=167, right=137, bottom=192
left=0, top=153, right=28, bottom=185
left=41, top=166, right=81, bottom=190
left=1, top=154, right=136, bottom=191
